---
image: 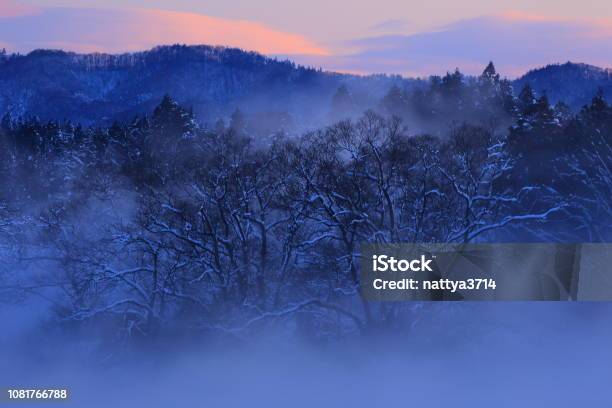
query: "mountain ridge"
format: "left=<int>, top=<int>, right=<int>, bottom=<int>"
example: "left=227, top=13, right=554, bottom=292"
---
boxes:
left=512, top=61, right=612, bottom=109
left=0, top=45, right=411, bottom=128
left=0, top=45, right=609, bottom=126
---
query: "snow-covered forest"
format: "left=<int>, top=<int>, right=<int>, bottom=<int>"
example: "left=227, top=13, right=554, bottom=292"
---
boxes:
left=0, top=62, right=610, bottom=346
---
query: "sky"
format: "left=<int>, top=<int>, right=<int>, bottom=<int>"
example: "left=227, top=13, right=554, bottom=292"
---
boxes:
left=1, top=0, right=611, bottom=77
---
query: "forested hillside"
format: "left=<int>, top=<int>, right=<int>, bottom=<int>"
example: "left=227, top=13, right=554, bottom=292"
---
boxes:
left=1, top=62, right=610, bottom=343
left=0, top=45, right=407, bottom=129
left=513, top=62, right=612, bottom=110
left=0, top=45, right=609, bottom=132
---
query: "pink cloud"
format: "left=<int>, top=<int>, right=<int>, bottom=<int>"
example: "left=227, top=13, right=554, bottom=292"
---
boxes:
left=135, top=8, right=329, bottom=55
left=2, top=6, right=610, bottom=78
left=0, top=6, right=328, bottom=56
left=291, top=11, right=612, bottom=77
left=499, top=11, right=562, bottom=23
left=499, top=11, right=612, bottom=38
left=0, top=0, right=38, bottom=17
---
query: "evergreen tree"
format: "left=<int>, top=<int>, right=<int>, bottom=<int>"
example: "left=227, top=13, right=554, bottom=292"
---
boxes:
left=440, top=69, right=464, bottom=98
left=380, top=85, right=408, bottom=118
left=152, top=94, right=196, bottom=140
left=518, top=84, right=537, bottom=116
left=481, top=61, right=500, bottom=83
left=330, top=85, right=355, bottom=119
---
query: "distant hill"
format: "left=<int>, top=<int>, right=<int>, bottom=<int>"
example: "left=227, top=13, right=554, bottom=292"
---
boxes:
left=0, top=46, right=609, bottom=127
left=512, top=62, right=612, bottom=110
left=0, top=45, right=405, bottom=129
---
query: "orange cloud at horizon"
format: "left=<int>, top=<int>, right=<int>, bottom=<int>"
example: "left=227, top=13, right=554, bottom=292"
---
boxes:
left=138, top=8, right=329, bottom=56
left=2, top=5, right=611, bottom=77
left=0, top=5, right=329, bottom=56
